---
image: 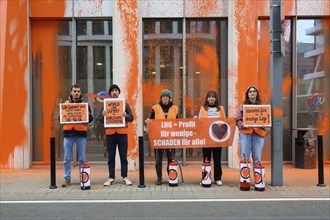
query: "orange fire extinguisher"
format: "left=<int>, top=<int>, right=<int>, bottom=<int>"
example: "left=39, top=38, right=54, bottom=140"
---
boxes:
left=239, top=154, right=250, bottom=191
left=80, top=161, right=91, bottom=190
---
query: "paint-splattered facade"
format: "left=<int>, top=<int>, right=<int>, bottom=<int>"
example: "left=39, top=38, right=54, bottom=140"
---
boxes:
left=1, top=0, right=329, bottom=169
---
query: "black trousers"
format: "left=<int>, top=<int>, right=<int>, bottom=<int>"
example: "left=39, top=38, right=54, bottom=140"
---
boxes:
left=106, top=133, right=128, bottom=179
left=203, top=148, right=222, bottom=181
left=154, top=149, right=175, bottom=179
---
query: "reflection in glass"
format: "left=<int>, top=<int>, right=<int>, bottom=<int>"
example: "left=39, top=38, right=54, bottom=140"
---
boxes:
left=92, top=21, right=104, bottom=35
left=185, top=19, right=227, bottom=160
left=296, top=19, right=329, bottom=160
left=77, top=20, right=87, bottom=36
left=143, top=19, right=227, bottom=162
left=143, top=19, right=183, bottom=161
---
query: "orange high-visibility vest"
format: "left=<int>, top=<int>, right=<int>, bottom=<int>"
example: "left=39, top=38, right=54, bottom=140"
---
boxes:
left=152, top=104, right=178, bottom=119
left=239, top=127, right=266, bottom=137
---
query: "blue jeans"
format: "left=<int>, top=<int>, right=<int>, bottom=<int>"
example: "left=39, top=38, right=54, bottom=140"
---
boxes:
left=63, top=137, right=86, bottom=180
left=239, top=132, right=264, bottom=166
left=106, top=133, right=128, bottom=179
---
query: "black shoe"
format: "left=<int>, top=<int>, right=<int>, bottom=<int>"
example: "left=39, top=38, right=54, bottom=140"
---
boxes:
left=156, top=178, right=162, bottom=185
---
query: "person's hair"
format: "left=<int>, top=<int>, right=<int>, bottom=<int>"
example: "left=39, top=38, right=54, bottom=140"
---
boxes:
left=244, top=86, right=262, bottom=104
left=203, top=91, right=221, bottom=111
left=71, top=84, right=81, bottom=91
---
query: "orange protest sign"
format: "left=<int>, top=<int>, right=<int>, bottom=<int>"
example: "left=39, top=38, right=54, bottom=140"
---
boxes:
left=103, top=98, right=126, bottom=128
left=59, top=103, right=88, bottom=124
left=243, top=105, right=272, bottom=127
left=147, top=117, right=236, bottom=149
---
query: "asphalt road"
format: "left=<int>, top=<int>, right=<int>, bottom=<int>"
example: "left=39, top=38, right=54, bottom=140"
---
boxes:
left=1, top=199, right=329, bottom=220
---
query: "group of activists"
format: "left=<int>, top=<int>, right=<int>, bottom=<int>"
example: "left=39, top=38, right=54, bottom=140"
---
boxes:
left=60, top=83, right=266, bottom=188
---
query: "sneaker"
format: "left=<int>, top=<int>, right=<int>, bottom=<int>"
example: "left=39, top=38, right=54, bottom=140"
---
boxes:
left=104, top=178, right=115, bottom=186
left=216, top=180, right=223, bottom=186
left=61, top=179, right=71, bottom=187
left=156, top=178, right=162, bottom=185
left=123, top=177, right=132, bottom=186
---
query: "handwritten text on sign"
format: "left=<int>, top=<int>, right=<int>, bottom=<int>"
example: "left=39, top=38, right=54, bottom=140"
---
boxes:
left=104, top=98, right=126, bottom=128
left=147, top=117, right=236, bottom=149
left=59, top=103, right=88, bottom=124
left=243, top=105, right=271, bottom=127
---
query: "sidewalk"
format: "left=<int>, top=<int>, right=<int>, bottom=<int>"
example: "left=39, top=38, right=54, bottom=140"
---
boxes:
left=1, top=164, right=329, bottom=201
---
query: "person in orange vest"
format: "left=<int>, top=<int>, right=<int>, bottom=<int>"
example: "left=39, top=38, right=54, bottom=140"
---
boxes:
left=145, top=89, right=178, bottom=185
left=61, top=84, right=93, bottom=187
left=100, top=84, right=134, bottom=186
left=236, top=86, right=266, bottom=167
left=195, top=91, right=225, bottom=186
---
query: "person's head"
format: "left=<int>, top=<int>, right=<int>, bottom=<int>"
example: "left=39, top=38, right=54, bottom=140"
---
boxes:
left=160, top=89, right=171, bottom=105
left=108, top=84, right=121, bottom=98
left=70, top=84, right=81, bottom=102
left=244, top=85, right=261, bottom=104
left=203, top=91, right=220, bottom=111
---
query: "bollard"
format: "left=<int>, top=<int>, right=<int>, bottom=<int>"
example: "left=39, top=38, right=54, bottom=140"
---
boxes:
left=317, top=135, right=325, bottom=187
left=138, top=136, right=146, bottom=188
left=49, top=137, right=57, bottom=189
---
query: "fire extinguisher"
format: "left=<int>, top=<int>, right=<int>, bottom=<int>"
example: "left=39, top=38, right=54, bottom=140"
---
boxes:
left=239, top=154, right=250, bottom=191
left=168, top=158, right=184, bottom=187
left=254, top=160, right=265, bottom=191
left=201, top=157, right=212, bottom=187
left=80, top=161, right=91, bottom=190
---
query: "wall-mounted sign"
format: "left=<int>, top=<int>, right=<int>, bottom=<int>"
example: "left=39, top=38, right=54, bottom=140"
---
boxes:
left=243, top=105, right=272, bottom=127
left=59, top=103, right=89, bottom=124
left=103, top=98, right=126, bottom=128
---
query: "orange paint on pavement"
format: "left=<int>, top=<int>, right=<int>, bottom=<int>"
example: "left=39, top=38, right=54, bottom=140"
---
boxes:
left=0, top=0, right=28, bottom=168
left=118, top=0, right=139, bottom=159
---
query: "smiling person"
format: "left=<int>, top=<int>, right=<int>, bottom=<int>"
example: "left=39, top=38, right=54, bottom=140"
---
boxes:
left=196, top=91, right=225, bottom=186
left=99, top=84, right=134, bottom=186
left=61, top=84, right=93, bottom=187
left=236, top=86, right=266, bottom=167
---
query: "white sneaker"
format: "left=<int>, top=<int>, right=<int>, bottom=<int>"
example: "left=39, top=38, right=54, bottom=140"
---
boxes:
left=104, top=178, right=115, bottom=186
left=216, top=180, right=223, bottom=186
left=123, top=177, right=132, bottom=186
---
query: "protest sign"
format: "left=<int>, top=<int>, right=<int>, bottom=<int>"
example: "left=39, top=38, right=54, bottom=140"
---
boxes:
left=243, top=104, right=272, bottom=127
left=147, top=117, right=236, bottom=149
left=59, top=103, right=88, bottom=124
left=104, top=98, right=126, bottom=128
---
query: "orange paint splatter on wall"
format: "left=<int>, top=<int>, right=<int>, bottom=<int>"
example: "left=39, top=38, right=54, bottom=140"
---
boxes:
left=0, top=0, right=28, bottom=168
left=274, top=107, right=283, bottom=117
left=117, top=0, right=139, bottom=159
left=258, top=20, right=271, bottom=103
left=31, top=21, right=63, bottom=162
left=234, top=0, right=259, bottom=105
left=30, top=0, right=66, bottom=17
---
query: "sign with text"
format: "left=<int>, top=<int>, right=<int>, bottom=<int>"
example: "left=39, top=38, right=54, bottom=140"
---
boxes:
left=147, top=117, right=236, bottom=149
left=243, top=105, right=272, bottom=127
left=103, top=98, right=126, bottom=128
left=59, top=103, right=88, bottom=124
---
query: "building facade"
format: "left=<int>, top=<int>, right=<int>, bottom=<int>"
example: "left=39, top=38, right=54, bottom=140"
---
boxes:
left=0, top=0, right=329, bottom=169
